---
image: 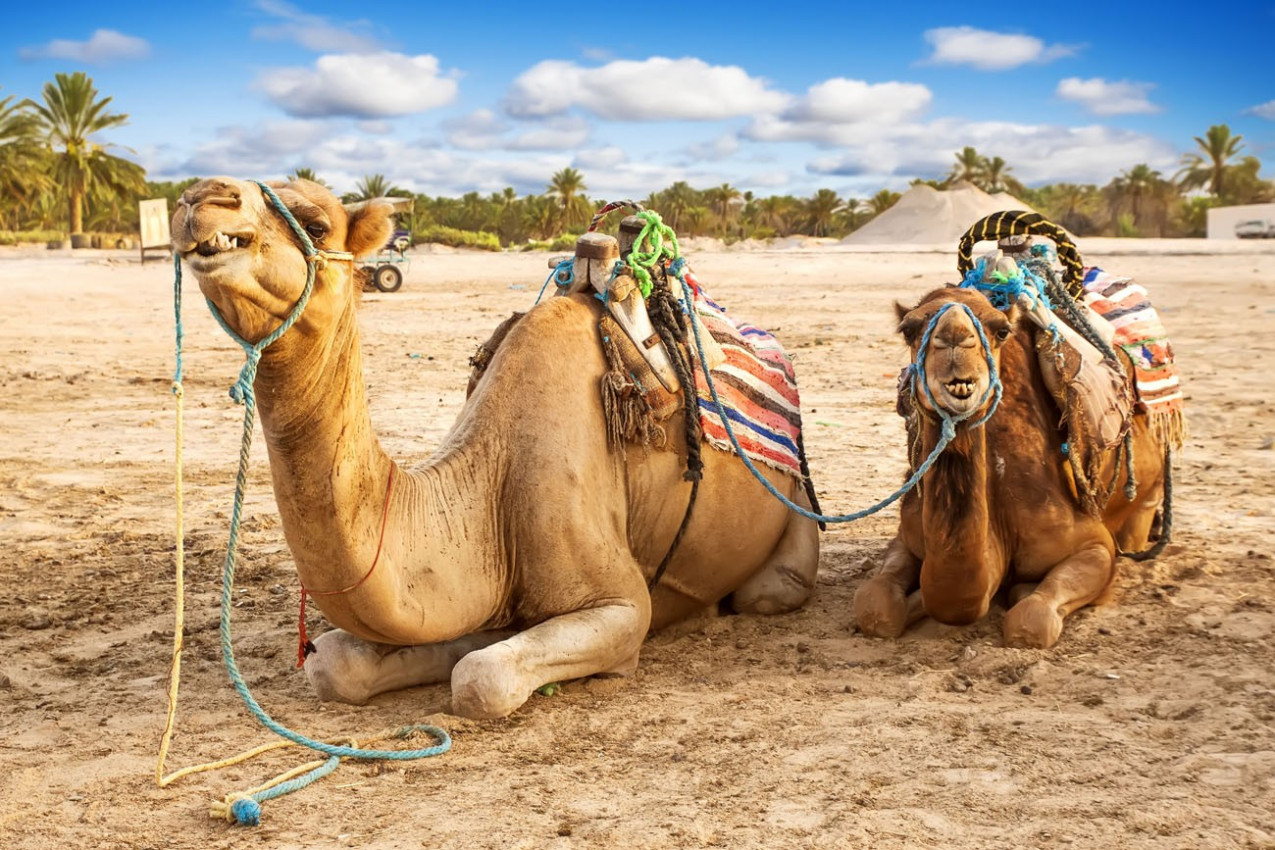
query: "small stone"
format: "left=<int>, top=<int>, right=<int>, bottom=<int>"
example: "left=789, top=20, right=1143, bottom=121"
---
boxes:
left=0, top=672, right=10, bottom=689
left=843, top=684, right=855, bottom=694
left=557, top=824, right=573, bottom=837
left=1020, top=685, right=1033, bottom=695
left=795, top=642, right=810, bottom=654
left=1097, top=627, right=1112, bottom=636
left=22, top=612, right=51, bottom=630
left=1259, top=436, right=1273, bottom=451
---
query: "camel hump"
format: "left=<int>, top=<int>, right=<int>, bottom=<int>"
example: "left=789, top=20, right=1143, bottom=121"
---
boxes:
left=467, top=311, right=527, bottom=397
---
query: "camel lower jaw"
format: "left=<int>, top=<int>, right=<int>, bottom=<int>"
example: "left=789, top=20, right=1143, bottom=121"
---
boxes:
left=179, top=247, right=253, bottom=276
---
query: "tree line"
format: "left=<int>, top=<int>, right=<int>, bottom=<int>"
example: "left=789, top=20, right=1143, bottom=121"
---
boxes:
left=2, top=71, right=1272, bottom=245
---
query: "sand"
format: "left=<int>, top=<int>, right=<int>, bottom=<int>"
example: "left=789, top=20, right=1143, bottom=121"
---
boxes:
left=1, top=241, right=1273, bottom=849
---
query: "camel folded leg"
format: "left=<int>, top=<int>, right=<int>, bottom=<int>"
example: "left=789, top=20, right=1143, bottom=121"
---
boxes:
left=1003, top=541, right=1114, bottom=648
left=854, top=536, right=926, bottom=638
left=304, top=629, right=514, bottom=705
left=729, top=490, right=820, bottom=616
left=450, top=597, right=651, bottom=719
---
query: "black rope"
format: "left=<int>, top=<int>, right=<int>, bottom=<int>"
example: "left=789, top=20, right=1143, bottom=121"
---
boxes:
left=645, top=269, right=703, bottom=590
left=1122, top=446, right=1173, bottom=561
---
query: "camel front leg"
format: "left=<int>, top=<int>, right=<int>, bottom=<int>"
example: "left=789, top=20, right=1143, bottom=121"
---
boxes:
left=450, top=598, right=651, bottom=719
left=304, top=629, right=514, bottom=705
left=854, top=535, right=926, bottom=638
left=1003, top=541, right=1114, bottom=648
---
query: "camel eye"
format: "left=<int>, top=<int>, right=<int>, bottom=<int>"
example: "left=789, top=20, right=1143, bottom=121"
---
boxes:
left=994, top=326, right=1011, bottom=342
left=305, top=221, right=328, bottom=240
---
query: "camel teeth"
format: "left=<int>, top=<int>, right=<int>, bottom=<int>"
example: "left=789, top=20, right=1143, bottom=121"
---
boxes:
left=230, top=237, right=238, bottom=249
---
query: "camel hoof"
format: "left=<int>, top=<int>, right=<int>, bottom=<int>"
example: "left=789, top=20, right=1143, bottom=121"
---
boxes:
left=732, top=564, right=813, bottom=615
left=1003, top=595, right=1063, bottom=649
left=450, top=643, right=527, bottom=720
left=853, top=579, right=909, bottom=639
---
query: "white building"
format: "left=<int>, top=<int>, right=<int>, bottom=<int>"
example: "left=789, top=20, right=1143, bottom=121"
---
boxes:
left=1207, top=202, right=1275, bottom=239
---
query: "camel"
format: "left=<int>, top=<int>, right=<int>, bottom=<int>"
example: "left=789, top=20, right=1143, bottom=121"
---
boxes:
left=171, top=177, right=819, bottom=719
left=853, top=285, right=1166, bottom=648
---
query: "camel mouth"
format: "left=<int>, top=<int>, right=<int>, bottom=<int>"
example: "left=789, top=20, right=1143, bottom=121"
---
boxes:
left=945, top=378, right=976, bottom=400
left=191, top=230, right=255, bottom=258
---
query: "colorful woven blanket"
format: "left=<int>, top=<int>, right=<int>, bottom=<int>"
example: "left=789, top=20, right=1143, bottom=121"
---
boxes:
left=684, top=271, right=804, bottom=478
left=1081, top=267, right=1185, bottom=448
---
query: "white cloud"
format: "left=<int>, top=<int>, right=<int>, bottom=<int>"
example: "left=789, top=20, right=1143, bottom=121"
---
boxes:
left=505, top=56, right=790, bottom=120
left=1056, top=77, right=1160, bottom=116
left=251, top=0, right=381, bottom=52
left=1244, top=100, right=1275, bottom=120
left=685, top=133, right=741, bottom=162
left=572, top=146, right=628, bottom=171
left=19, top=29, right=150, bottom=63
left=785, top=78, right=932, bottom=124
left=178, top=120, right=340, bottom=176
left=806, top=120, right=1176, bottom=186
left=257, top=53, right=458, bottom=118
left=443, top=111, right=592, bottom=151
left=923, top=26, right=1077, bottom=71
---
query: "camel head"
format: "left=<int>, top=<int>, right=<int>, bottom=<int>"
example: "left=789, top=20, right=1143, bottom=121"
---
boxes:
left=895, top=287, right=1018, bottom=424
left=172, top=177, right=394, bottom=343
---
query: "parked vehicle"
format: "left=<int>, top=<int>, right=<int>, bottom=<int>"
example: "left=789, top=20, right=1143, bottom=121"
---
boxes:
left=1235, top=219, right=1275, bottom=239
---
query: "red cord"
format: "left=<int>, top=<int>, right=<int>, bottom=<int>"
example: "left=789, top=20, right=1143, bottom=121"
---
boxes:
left=297, top=464, right=396, bottom=667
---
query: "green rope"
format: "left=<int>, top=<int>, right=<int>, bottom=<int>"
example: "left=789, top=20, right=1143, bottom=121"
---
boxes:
left=625, top=211, right=680, bottom=298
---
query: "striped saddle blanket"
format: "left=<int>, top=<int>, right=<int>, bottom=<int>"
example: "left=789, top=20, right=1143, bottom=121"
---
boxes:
left=684, top=271, right=804, bottom=478
left=1081, top=267, right=1185, bottom=447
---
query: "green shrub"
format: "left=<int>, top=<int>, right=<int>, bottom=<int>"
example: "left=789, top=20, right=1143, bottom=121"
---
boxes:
left=547, top=233, right=581, bottom=252
left=415, top=225, right=501, bottom=251
left=0, top=230, right=67, bottom=246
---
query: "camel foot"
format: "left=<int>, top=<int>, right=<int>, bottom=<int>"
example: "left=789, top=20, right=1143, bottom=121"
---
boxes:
left=853, top=578, right=910, bottom=639
left=450, top=643, right=529, bottom=720
left=1003, top=594, right=1064, bottom=649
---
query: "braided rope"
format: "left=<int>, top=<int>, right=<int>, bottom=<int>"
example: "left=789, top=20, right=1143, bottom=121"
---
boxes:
left=957, top=211, right=1086, bottom=298
left=158, top=180, right=450, bottom=826
left=587, top=199, right=645, bottom=232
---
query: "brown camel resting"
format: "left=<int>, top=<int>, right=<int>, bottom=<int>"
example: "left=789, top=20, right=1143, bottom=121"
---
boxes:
left=171, top=177, right=819, bottom=719
left=853, top=287, right=1165, bottom=648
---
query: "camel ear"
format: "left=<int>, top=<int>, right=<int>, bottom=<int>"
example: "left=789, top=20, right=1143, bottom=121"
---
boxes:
left=345, top=199, right=395, bottom=258
left=895, top=301, right=922, bottom=343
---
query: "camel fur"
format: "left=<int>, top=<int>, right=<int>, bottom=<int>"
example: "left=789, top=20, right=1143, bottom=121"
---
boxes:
left=853, top=286, right=1165, bottom=648
left=171, top=178, right=819, bottom=719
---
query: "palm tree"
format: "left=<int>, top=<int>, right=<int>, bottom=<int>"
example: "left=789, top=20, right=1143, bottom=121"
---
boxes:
left=288, top=167, right=330, bottom=188
left=0, top=89, right=48, bottom=228
left=27, top=71, right=145, bottom=236
left=548, top=167, right=589, bottom=232
left=344, top=173, right=401, bottom=202
left=1177, top=124, right=1244, bottom=198
left=868, top=189, right=902, bottom=215
left=705, top=183, right=742, bottom=235
left=805, top=189, right=843, bottom=237
left=982, top=156, right=1024, bottom=195
left=654, top=181, right=698, bottom=232
left=948, top=146, right=984, bottom=186
left=1105, top=164, right=1174, bottom=237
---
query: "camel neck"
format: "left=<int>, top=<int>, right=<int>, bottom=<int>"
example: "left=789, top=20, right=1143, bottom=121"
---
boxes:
left=251, top=294, right=395, bottom=595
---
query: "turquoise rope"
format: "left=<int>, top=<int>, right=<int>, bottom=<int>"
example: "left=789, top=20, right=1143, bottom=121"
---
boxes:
left=175, top=180, right=450, bottom=826
left=676, top=268, right=1002, bottom=524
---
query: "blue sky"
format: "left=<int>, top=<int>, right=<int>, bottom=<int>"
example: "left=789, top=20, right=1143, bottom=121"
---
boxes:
left=2, top=0, right=1272, bottom=199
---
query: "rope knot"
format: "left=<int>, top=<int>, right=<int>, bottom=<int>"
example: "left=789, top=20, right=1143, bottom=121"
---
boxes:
left=308, top=251, right=329, bottom=271
left=228, top=350, right=263, bottom=405
left=211, top=792, right=261, bottom=825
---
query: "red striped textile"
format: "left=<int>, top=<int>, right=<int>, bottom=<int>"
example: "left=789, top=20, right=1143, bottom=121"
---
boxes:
left=684, top=269, right=804, bottom=477
left=1081, top=267, right=1185, bottom=447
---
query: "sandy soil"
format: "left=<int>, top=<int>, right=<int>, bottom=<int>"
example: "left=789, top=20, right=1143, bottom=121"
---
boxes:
left=1, top=242, right=1273, bottom=849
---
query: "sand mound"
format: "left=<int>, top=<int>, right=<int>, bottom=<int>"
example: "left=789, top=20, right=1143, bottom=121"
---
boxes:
left=842, top=182, right=1038, bottom=246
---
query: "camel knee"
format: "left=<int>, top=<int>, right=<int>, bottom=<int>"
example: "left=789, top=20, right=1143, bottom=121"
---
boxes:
left=304, top=630, right=382, bottom=705
left=451, top=642, right=527, bottom=720
left=732, top=516, right=819, bottom=616
left=854, top=578, right=910, bottom=638
left=1003, top=595, right=1064, bottom=649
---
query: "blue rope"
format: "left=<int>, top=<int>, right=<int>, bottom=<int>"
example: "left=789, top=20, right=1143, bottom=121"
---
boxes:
left=174, top=180, right=450, bottom=825
left=536, top=258, right=574, bottom=304
left=677, top=273, right=1001, bottom=524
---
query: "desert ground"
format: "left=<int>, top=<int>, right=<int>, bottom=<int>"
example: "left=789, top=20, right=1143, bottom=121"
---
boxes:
left=1, top=239, right=1273, bottom=849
